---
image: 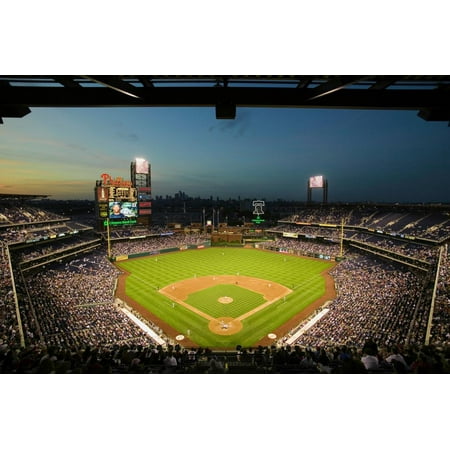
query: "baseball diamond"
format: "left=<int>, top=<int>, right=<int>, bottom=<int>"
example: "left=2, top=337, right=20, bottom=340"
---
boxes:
left=115, top=247, right=336, bottom=348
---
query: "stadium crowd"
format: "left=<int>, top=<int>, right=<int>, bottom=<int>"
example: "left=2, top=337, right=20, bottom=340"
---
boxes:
left=270, top=224, right=439, bottom=262
left=0, top=245, right=449, bottom=373
left=1, top=203, right=449, bottom=374
left=0, top=255, right=21, bottom=348
left=14, top=235, right=99, bottom=263
left=291, top=252, right=429, bottom=348
left=1, top=339, right=449, bottom=374
left=268, top=223, right=341, bottom=240
left=108, top=225, right=168, bottom=239
left=430, top=246, right=450, bottom=346
left=14, top=252, right=163, bottom=349
left=283, top=204, right=450, bottom=241
left=258, top=237, right=341, bottom=258
left=346, top=233, right=438, bottom=261
left=111, top=233, right=210, bottom=256
left=0, top=206, right=63, bottom=224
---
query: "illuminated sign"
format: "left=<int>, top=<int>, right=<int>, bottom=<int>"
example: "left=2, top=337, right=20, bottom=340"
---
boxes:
left=252, top=199, right=265, bottom=225
left=252, top=216, right=265, bottom=225
left=98, top=203, right=109, bottom=218
left=100, top=173, right=132, bottom=187
left=96, top=187, right=108, bottom=201
left=309, top=175, right=324, bottom=188
left=135, top=158, right=149, bottom=174
left=252, top=200, right=265, bottom=215
left=104, top=219, right=137, bottom=226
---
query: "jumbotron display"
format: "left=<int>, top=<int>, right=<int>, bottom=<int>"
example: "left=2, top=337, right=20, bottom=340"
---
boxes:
left=135, top=157, right=149, bottom=174
left=307, top=174, right=328, bottom=203
left=309, top=175, right=324, bottom=188
left=109, top=201, right=138, bottom=219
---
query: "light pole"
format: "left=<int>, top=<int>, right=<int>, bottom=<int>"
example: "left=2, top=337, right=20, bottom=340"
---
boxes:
left=203, top=208, right=206, bottom=234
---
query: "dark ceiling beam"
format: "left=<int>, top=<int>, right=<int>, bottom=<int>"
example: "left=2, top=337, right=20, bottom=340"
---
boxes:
left=305, top=76, right=364, bottom=100
left=369, top=77, right=398, bottom=90
left=417, top=108, right=450, bottom=124
left=138, top=77, right=154, bottom=88
left=296, top=78, right=312, bottom=89
left=81, top=76, right=142, bottom=99
left=54, top=76, right=81, bottom=88
left=0, top=105, right=31, bottom=119
left=1, top=86, right=449, bottom=110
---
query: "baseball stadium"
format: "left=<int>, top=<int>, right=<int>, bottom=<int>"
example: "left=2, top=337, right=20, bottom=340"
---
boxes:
left=1, top=75, right=450, bottom=374
left=1, top=189, right=450, bottom=373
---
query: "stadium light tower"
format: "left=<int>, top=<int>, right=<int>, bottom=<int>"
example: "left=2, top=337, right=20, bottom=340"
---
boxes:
left=307, top=175, right=328, bottom=204
left=130, top=157, right=152, bottom=227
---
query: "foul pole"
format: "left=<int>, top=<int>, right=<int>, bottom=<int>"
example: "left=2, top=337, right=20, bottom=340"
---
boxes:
left=339, top=218, right=345, bottom=258
left=106, top=217, right=112, bottom=259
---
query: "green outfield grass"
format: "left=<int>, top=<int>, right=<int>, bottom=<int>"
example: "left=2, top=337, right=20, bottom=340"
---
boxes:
left=116, top=247, right=334, bottom=348
left=186, top=284, right=266, bottom=318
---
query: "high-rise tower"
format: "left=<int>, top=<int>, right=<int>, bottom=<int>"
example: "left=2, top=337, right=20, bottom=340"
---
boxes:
left=131, top=157, right=152, bottom=226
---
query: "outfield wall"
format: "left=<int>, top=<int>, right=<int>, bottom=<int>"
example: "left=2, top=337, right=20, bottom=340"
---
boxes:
left=111, top=241, right=211, bottom=262
left=255, top=243, right=340, bottom=261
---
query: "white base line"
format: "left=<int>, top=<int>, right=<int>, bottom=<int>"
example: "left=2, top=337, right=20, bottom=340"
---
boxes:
left=285, top=308, right=330, bottom=345
left=119, top=307, right=166, bottom=345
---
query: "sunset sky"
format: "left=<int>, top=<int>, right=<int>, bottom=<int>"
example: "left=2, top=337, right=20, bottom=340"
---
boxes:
left=1, top=102, right=448, bottom=203
left=2, top=3, right=448, bottom=205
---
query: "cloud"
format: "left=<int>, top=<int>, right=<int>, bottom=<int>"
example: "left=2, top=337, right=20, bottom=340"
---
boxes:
left=208, top=110, right=251, bottom=138
left=66, top=143, right=89, bottom=152
left=116, top=131, right=139, bottom=142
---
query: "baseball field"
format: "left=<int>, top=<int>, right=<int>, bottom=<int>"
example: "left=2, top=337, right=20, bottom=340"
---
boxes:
left=115, top=247, right=336, bottom=348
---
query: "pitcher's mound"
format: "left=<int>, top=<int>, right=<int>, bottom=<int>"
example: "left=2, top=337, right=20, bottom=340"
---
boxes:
left=218, top=296, right=233, bottom=304
left=209, top=317, right=243, bottom=335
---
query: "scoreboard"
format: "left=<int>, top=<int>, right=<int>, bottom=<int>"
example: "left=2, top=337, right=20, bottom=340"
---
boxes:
left=95, top=174, right=139, bottom=227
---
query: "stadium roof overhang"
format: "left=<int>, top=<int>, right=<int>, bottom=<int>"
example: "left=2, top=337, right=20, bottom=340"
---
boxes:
left=1, top=75, right=449, bottom=124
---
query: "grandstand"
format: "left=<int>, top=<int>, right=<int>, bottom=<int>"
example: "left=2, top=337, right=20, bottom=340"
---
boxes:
left=0, top=198, right=449, bottom=373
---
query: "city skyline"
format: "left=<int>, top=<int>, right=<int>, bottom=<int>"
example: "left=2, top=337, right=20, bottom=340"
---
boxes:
left=1, top=104, right=449, bottom=204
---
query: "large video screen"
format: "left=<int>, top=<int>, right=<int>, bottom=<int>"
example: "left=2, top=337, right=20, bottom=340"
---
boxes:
left=135, top=158, right=149, bottom=174
left=309, top=175, right=324, bottom=188
left=109, top=201, right=138, bottom=219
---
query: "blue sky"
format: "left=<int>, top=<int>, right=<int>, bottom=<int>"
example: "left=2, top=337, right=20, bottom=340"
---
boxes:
left=1, top=104, right=448, bottom=202
left=2, top=3, right=448, bottom=205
